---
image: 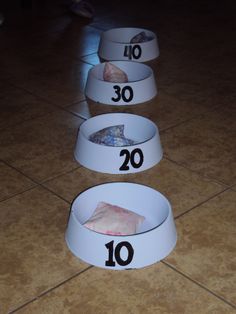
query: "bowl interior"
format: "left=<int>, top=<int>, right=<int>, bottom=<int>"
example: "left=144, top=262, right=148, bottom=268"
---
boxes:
left=103, top=28, right=155, bottom=44
left=72, top=183, right=170, bottom=234
left=79, top=113, right=157, bottom=145
left=91, top=61, right=152, bottom=82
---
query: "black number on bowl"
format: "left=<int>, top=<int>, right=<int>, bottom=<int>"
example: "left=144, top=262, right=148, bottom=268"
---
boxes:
left=119, top=148, right=144, bottom=171
left=123, top=45, right=142, bottom=60
left=105, top=240, right=134, bottom=267
left=111, top=85, right=134, bottom=103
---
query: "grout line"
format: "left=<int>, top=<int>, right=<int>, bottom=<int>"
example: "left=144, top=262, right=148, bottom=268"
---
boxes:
left=174, top=187, right=230, bottom=220
left=36, top=266, right=94, bottom=299
left=78, top=57, right=97, bottom=67
left=13, top=83, right=84, bottom=110
left=9, top=266, right=94, bottom=314
left=0, top=108, right=60, bottom=134
left=61, top=107, right=88, bottom=121
left=0, top=159, right=81, bottom=204
left=40, top=165, right=82, bottom=185
left=64, top=99, right=87, bottom=108
left=159, top=103, right=224, bottom=134
left=79, top=60, right=95, bottom=67
left=161, top=261, right=236, bottom=309
left=65, top=108, right=90, bottom=121
left=4, top=78, right=86, bottom=112
left=0, top=83, right=71, bottom=133
left=0, top=185, right=38, bottom=203
left=4, top=80, right=59, bottom=106
left=0, top=160, right=40, bottom=184
left=80, top=51, right=98, bottom=58
left=159, top=115, right=203, bottom=134
left=89, top=23, right=107, bottom=30
left=0, top=112, right=55, bottom=132
left=0, top=159, right=80, bottom=186
left=39, top=184, right=71, bottom=205
left=228, top=183, right=236, bottom=191
left=163, top=156, right=230, bottom=188
left=89, top=23, right=111, bottom=32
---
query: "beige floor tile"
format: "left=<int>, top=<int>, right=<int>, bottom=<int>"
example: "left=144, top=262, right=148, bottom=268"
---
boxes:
left=231, top=185, right=236, bottom=192
left=157, top=78, right=235, bottom=111
left=16, top=263, right=234, bottom=314
left=0, top=25, right=97, bottom=108
left=48, top=25, right=101, bottom=59
left=165, top=189, right=236, bottom=305
left=161, top=104, right=236, bottom=185
left=2, top=25, right=101, bottom=61
left=0, top=110, right=84, bottom=182
left=152, top=50, right=235, bottom=108
left=0, top=162, right=35, bottom=201
left=0, top=85, right=57, bottom=130
left=151, top=26, right=235, bottom=106
left=44, top=158, right=224, bottom=217
left=21, top=61, right=88, bottom=106
left=1, top=55, right=89, bottom=107
left=0, top=186, right=89, bottom=313
left=67, top=100, right=91, bottom=120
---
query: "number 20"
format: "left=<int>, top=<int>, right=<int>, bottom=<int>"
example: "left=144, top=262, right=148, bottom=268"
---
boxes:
left=119, top=148, right=144, bottom=171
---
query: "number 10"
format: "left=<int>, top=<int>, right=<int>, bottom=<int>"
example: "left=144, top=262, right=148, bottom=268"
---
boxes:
left=105, top=240, right=134, bottom=267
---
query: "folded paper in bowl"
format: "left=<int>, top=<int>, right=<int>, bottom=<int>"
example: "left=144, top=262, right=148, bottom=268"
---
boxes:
left=89, top=125, right=138, bottom=147
left=83, top=201, right=145, bottom=236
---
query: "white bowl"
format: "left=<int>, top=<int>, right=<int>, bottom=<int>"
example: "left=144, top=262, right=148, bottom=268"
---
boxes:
left=65, top=182, right=177, bottom=270
left=85, top=61, right=157, bottom=105
left=74, top=113, right=163, bottom=174
left=98, top=27, right=159, bottom=62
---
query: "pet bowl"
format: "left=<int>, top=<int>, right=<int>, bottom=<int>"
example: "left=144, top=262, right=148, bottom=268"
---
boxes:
left=85, top=61, right=157, bottom=105
left=98, top=27, right=159, bottom=62
left=74, top=113, right=163, bottom=174
left=65, top=182, right=177, bottom=270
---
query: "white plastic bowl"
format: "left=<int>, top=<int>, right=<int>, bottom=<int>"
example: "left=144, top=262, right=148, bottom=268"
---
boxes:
left=85, top=61, right=157, bottom=105
left=98, top=27, right=159, bottom=62
left=74, top=113, right=163, bottom=174
left=65, top=182, right=177, bottom=270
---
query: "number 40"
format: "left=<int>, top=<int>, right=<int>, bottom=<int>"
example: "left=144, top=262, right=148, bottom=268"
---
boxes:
left=124, top=44, right=142, bottom=60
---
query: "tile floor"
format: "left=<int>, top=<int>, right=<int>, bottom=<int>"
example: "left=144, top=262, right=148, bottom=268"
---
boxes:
left=0, top=0, right=235, bottom=313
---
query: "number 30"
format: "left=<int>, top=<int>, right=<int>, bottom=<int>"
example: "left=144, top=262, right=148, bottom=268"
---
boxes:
left=111, top=85, right=134, bottom=103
